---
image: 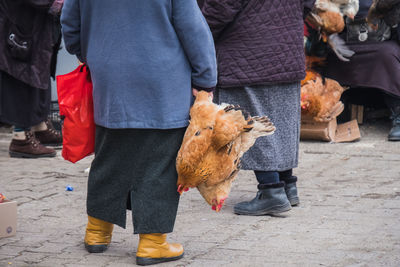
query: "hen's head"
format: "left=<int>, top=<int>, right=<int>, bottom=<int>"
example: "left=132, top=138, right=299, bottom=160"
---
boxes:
left=319, top=10, right=345, bottom=34
left=301, top=94, right=321, bottom=118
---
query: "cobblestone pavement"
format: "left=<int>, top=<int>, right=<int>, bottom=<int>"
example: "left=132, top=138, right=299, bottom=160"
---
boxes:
left=0, top=120, right=399, bottom=267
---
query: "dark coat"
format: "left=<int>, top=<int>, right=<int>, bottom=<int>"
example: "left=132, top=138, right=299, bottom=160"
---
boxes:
left=0, top=0, right=61, bottom=90
left=87, top=126, right=185, bottom=232
left=199, top=0, right=315, bottom=88
left=325, top=40, right=400, bottom=97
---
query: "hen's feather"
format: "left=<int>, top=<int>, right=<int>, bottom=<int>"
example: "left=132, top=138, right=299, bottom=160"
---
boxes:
left=212, top=105, right=252, bottom=150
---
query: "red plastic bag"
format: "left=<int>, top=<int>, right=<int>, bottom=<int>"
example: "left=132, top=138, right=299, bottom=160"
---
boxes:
left=57, top=64, right=95, bottom=163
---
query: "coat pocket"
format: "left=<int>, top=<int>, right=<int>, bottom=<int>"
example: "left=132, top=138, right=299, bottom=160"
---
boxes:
left=6, top=22, right=33, bottom=62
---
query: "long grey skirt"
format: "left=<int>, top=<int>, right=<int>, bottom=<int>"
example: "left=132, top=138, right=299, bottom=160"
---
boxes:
left=87, top=126, right=185, bottom=234
left=215, top=82, right=301, bottom=172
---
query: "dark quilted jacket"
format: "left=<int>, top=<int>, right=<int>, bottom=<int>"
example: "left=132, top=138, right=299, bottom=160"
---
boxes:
left=0, top=0, right=61, bottom=90
left=200, top=0, right=314, bottom=88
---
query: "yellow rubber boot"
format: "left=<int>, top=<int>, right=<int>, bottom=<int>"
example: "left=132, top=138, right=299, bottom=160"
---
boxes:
left=136, top=233, right=184, bottom=265
left=84, top=215, right=114, bottom=253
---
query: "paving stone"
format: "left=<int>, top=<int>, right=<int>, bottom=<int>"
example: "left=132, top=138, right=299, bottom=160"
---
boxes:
left=0, top=121, right=399, bottom=266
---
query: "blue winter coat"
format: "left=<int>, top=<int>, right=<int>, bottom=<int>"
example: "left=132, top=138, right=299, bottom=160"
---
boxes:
left=61, top=0, right=217, bottom=129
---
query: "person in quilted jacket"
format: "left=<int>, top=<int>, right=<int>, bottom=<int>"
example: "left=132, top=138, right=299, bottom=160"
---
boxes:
left=198, top=0, right=315, bottom=216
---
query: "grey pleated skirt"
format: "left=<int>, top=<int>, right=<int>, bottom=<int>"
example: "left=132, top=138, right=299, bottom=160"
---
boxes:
left=87, top=126, right=185, bottom=234
left=215, top=82, right=301, bottom=172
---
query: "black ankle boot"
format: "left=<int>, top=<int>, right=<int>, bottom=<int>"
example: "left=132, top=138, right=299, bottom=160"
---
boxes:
left=234, top=182, right=291, bottom=216
left=384, top=95, right=400, bottom=141
left=283, top=176, right=300, bottom=206
left=388, top=109, right=400, bottom=141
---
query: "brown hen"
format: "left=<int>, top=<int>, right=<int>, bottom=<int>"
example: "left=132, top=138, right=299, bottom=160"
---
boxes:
left=301, top=76, right=347, bottom=122
left=176, top=91, right=276, bottom=211
left=315, top=0, right=359, bottom=21
left=302, top=56, right=326, bottom=86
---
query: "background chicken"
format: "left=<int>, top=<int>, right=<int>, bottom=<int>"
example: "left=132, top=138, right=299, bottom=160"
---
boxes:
left=301, top=56, right=326, bottom=86
left=176, top=91, right=275, bottom=212
left=338, top=0, right=360, bottom=19
left=301, top=76, right=347, bottom=121
left=311, top=4, right=345, bottom=36
left=315, top=0, right=359, bottom=20
left=308, top=0, right=358, bottom=61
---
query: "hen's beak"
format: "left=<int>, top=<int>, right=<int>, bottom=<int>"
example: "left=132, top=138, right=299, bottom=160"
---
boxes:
left=321, top=33, right=328, bottom=43
left=211, top=205, right=222, bottom=212
left=177, top=185, right=189, bottom=195
left=211, top=197, right=227, bottom=212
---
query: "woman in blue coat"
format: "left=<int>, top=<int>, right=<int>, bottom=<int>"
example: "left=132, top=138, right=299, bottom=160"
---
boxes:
left=61, top=0, right=217, bottom=265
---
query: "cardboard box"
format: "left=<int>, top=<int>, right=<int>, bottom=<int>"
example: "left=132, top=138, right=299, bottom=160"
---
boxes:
left=350, top=104, right=364, bottom=124
left=301, top=117, right=361, bottom=143
left=335, top=120, right=362, bottom=142
left=301, top=116, right=337, bottom=141
left=0, top=200, right=17, bottom=238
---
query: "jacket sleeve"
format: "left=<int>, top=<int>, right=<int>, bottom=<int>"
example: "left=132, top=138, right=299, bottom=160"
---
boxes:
left=303, top=0, right=316, bottom=19
left=22, top=0, right=54, bottom=9
left=172, top=0, right=217, bottom=90
left=60, top=0, right=83, bottom=62
left=200, top=0, right=245, bottom=40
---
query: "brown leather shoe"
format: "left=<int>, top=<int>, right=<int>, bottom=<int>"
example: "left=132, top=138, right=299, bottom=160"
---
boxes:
left=34, top=120, right=63, bottom=146
left=9, top=131, right=56, bottom=158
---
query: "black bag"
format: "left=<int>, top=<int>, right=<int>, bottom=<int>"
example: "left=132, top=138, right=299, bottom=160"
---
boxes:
left=346, top=17, right=391, bottom=43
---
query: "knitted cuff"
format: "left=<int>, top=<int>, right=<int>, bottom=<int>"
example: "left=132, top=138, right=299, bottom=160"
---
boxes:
left=192, top=83, right=215, bottom=93
left=279, top=169, right=293, bottom=180
left=49, top=0, right=64, bottom=15
left=281, top=176, right=298, bottom=184
left=257, top=181, right=285, bottom=190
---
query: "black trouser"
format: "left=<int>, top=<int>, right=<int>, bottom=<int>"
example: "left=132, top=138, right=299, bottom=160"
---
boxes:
left=255, top=169, right=293, bottom=184
left=384, top=94, right=400, bottom=116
